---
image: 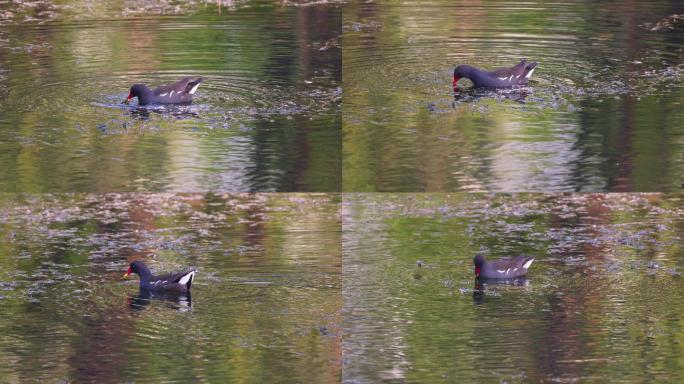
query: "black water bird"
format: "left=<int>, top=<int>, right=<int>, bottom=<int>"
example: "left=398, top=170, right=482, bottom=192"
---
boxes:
left=473, top=254, right=534, bottom=279
left=453, top=59, right=537, bottom=89
left=123, top=260, right=197, bottom=292
left=124, top=77, right=203, bottom=105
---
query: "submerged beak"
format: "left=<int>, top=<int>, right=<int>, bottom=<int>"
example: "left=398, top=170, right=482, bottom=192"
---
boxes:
left=453, top=76, right=460, bottom=90
left=475, top=266, right=481, bottom=277
left=122, top=266, right=132, bottom=279
left=123, top=92, right=133, bottom=104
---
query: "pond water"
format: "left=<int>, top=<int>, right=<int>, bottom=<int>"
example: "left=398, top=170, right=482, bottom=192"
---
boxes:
left=343, top=0, right=684, bottom=192
left=343, top=193, right=684, bottom=383
left=0, top=193, right=340, bottom=382
left=0, top=1, right=341, bottom=192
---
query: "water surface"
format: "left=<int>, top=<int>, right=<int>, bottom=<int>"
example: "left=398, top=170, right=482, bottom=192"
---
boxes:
left=0, top=1, right=341, bottom=192
left=343, top=0, right=684, bottom=192
left=0, top=193, right=341, bottom=382
left=343, top=193, right=684, bottom=383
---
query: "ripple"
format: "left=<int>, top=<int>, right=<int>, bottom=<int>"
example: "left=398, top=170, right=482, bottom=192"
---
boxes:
left=0, top=2, right=341, bottom=192
left=342, top=0, right=684, bottom=192
left=0, top=192, right=341, bottom=381
left=343, top=193, right=684, bottom=382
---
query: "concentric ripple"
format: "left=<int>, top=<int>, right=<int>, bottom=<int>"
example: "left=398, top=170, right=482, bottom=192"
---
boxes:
left=0, top=2, right=341, bottom=192
left=343, top=0, right=684, bottom=192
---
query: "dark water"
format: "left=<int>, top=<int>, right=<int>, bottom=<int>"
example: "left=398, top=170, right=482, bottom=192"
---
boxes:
left=0, top=193, right=341, bottom=382
left=343, top=0, right=684, bottom=192
left=343, top=193, right=684, bottom=383
left=0, top=1, right=341, bottom=192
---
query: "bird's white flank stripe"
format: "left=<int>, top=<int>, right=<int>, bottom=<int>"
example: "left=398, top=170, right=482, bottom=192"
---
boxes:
left=498, top=77, right=507, bottom=81
left=159, top=92, right=168, bottom=97
left=497, top=269, right=507, bottom=274
left=189, top=83, right=200, bottom=94
left=523, top=259, right=534, bottom=269
left=179, top=270, right=195, bottom=285
left=525, top=67, right=536, bottom=79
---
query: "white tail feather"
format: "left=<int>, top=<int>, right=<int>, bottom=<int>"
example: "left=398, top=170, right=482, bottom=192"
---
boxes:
left=188, top=83, right=201, bottom=94
left=525, top=67, right=536, bottom=79
left=179, top=270, right=196, bottom=285
left=523, top=259, right=534, bottom=269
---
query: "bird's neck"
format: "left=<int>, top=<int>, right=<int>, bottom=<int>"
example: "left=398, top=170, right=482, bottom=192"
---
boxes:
left=140, top=86, right=154, bottom=97
left=136, top=266, right=152, bottom=282
left=462, top=65, right=481, bottom=79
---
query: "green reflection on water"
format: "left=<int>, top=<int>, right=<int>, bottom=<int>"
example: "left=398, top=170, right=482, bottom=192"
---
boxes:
left=343, top=193, right=684, bottom=383
left=0, top=193, right=341, bottom=383
left=0, top=1, right=341, bottom=192
left=342, top=0, right=684, bottom=192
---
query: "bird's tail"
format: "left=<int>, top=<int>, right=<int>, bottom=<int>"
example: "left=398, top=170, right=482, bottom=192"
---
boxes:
left=185, top=77, right=203, bottom=94
left=522, top=257, right=535, bottom=269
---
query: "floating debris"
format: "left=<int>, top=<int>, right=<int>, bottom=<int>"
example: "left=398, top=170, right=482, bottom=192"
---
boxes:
left=642, top=14, right=684, bottom=31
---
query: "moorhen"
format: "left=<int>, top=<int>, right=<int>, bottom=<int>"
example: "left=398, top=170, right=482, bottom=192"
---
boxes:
left=473, top=254, right=534, bottom=279
left=124, top=77, right=203, bottom=105
left=453, top=59, right=537, bottom=89
left=122, top=260, right=197, bottom=292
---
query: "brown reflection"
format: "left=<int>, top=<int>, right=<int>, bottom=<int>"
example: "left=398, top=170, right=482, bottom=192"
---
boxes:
left=121, top=20, right=161, bottom=73
left=250, top=3, right=340, bottom=191
left=123, top=194, right=161, bottom=263
left=67, top=301, right=131, bottom=383
left=243, top=194, right=267, bottom=250
left=610, top=0, right=642, bottom=191
left=535, top=194, right=613, bottom=380
left=610, top=96, right=635, bottom=192
left=69, top=194, right=167, bottom=382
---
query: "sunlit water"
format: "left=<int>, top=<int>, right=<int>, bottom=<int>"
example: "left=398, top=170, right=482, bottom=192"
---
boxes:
left=343, top=0, right=684, bottom=192
left=0, top=193, right=341, bottom=382
left=0, top=1, right=341, bottom=192
left=343, top=193, right=684, bottom=383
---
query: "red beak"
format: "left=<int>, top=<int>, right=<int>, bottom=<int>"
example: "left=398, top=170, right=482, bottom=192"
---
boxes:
left=123, top=92, right=133, bottom=104
left=122, top=266, right=132, bottom=278
left=453, top=76, right=460, bottom=90
left=475, top=266, right=481, bottom=277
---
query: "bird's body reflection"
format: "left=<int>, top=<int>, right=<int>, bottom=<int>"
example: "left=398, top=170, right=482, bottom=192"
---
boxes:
left=453, top=87, right=530, bottom=105
left=129, top=106, right=201, bottom=121
left=128, top=289, right=193, bottom=311
left=473, top=277, right=529, bottom=304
